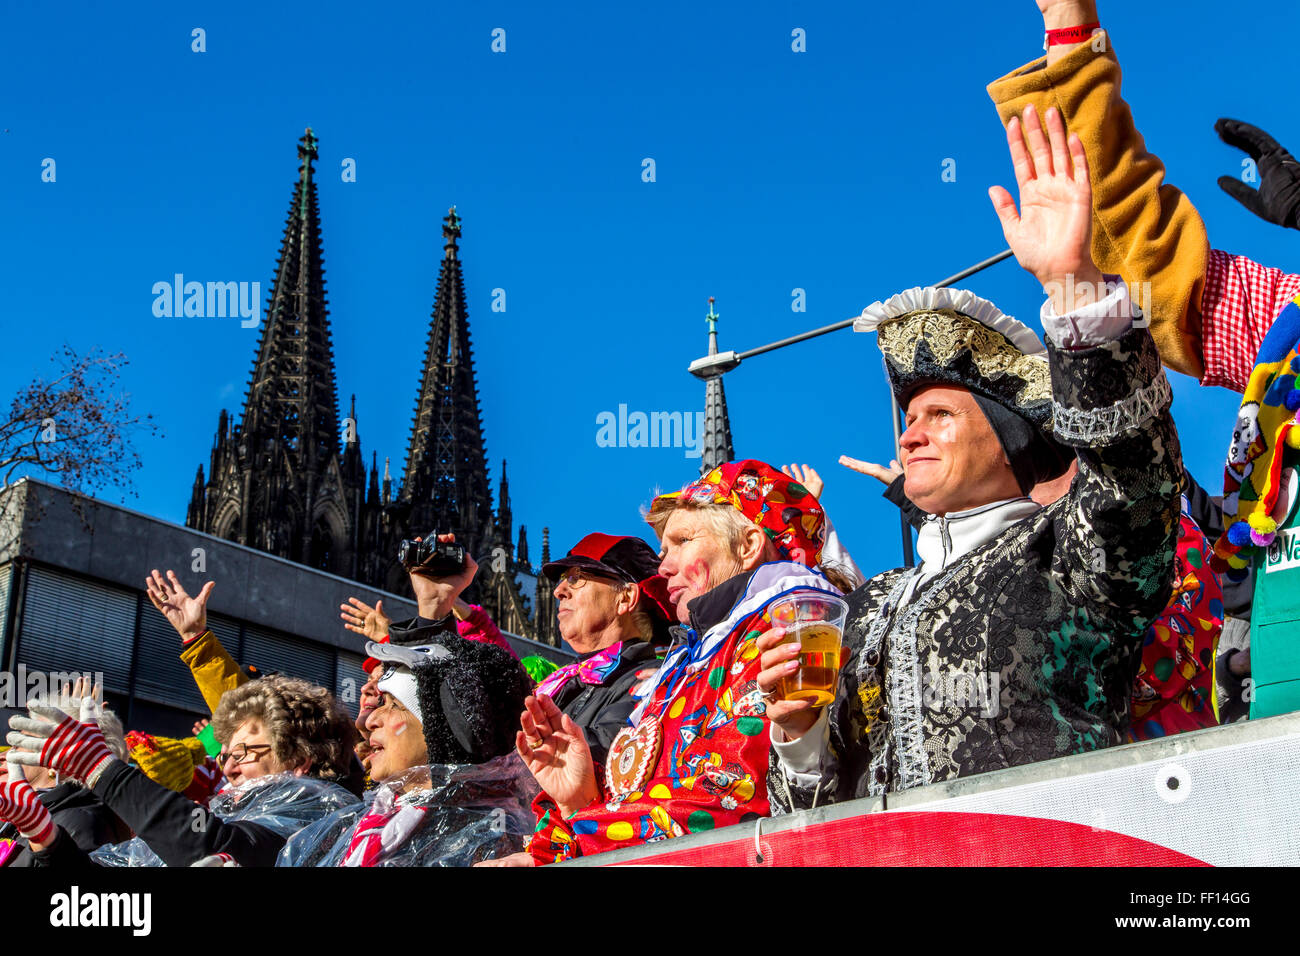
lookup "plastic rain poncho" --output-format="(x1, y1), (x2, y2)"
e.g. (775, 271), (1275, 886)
(277, 753), (538, 867)
(90, 772), (356, 867)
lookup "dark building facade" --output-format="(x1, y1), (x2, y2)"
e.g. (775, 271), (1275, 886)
(185, 130), (558, 646)
(0, 480), (572, 738)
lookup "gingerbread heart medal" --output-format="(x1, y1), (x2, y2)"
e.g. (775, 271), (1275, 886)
(606, 714), (662, 797)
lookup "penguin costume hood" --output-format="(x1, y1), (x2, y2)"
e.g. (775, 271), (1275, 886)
(366, 635), (533, 766)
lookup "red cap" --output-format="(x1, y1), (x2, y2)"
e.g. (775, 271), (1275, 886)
(543, 533), (673, 624)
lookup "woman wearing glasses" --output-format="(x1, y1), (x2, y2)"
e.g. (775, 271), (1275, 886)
(6, 675), (358, 866)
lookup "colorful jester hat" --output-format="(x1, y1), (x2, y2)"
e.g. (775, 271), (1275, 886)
(648, 459), (826, 567)
(1210, 294), (1300, 579)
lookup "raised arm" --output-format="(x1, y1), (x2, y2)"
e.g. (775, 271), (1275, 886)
(991, 104), (1180, 621)
(989, 3), (1300, 392)
(147, 569), (243, 713)
(988, 2), (1209, 380)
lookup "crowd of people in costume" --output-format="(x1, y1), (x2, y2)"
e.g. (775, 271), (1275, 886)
(3, 0), (1300, 866)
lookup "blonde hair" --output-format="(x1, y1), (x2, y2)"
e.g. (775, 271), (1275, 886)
(212, 675), (358, 781)
(646, 501), (762, 555)
(646, 501), (778, 570)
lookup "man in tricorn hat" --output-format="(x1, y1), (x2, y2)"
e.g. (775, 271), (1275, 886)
(764, 105), (1184, 807)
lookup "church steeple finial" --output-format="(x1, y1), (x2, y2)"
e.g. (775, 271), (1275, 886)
(706, 296), (720, 356)
(442, 206), (462, 261)
(700, 296), (735, 474)
(297, 128), (318, 216)
(298, 127), (318, 169)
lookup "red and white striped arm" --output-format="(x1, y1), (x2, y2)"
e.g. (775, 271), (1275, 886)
(0, 755), (55, 844)
(6, 704), (116, 786)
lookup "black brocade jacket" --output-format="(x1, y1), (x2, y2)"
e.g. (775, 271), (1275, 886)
(769, 324), (1182, 810)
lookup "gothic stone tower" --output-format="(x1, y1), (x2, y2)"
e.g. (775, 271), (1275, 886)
(187, 139), (554, 644)
(187, 129), (364, 574)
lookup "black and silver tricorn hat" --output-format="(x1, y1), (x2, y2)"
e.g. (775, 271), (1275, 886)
(854, 286), (1054, 431)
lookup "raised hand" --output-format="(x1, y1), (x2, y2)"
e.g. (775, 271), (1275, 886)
(407, 534), (479, 621)
(7, 703), (117, 786)
(1216, 118), (1300, 231)
(839, 456), (903, 487)
(989, 105), (1102, 313)
(781, 464), (824, 500)
(340, 597), (391, 642)
(755, 628), (821, 740)
(0, 753), (56, 846)
(57, 676), (103, 722)
(145, 569), (215, 643)
(515, 694), (599, 818)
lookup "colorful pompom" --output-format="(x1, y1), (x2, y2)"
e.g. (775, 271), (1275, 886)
(1226, 566), (1251, 583)
(1248, 513), (1278, 534)
(1227, 554), (1250, 570)
(1285, 388), (1300, 412)
(1226, 521), (1254, 547)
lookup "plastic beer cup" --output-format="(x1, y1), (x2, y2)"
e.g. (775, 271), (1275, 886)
(769, 592), (849, 707)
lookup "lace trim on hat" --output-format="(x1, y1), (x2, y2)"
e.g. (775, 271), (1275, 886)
(855, 286), (1048, 358)
(1053, 372), (1172, 443)
(877, 311), (1052, 407)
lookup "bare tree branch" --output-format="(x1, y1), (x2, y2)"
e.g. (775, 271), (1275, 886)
(0, 345), (162, 505)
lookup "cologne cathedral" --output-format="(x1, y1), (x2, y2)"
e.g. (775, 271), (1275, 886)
(185, 129), (557, 646)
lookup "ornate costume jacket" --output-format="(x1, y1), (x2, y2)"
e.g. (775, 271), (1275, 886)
(770, 324), (1182, 809)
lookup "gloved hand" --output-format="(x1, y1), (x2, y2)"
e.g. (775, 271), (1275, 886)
(0, 752), (56, 844)
(6, 703), (117, 787)
(1216, 118), (1300, 231)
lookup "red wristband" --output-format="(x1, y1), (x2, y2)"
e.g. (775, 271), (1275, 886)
(1045, 22), (1101, 47)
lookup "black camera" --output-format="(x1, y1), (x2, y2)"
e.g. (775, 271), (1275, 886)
(397, 532), (466, 575)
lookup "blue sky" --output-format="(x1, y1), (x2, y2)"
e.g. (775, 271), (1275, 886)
(2, 1), (1296, 583)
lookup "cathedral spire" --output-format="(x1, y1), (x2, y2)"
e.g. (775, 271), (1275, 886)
(187, 127), (347, 569)
(400, 207), (493, 556)
(495, 459), (512, 553)
(701, 297), (736, 473)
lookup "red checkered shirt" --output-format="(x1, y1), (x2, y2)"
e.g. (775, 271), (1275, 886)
(1202, 249), (1300, 392)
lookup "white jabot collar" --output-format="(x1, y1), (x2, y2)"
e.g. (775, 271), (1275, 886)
(914, 497), (1041, 581)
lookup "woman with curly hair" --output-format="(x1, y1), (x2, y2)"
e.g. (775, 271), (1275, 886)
(5, 675), (359, 867)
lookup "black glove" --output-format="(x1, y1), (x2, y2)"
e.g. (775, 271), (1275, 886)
(1216, 118), (1300, 231)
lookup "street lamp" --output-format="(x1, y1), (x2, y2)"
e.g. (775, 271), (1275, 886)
(688, 248), (1015, 566)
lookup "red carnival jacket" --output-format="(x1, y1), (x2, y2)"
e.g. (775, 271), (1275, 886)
(528, 562), (840, 864)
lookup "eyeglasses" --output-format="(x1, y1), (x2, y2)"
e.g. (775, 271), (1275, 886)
(553, 568), (622, 591)
(218, 743), (273, 765)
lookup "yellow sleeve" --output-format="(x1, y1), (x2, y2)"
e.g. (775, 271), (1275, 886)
(178, 630), (246, 714)
(986, 31), (1209, 381)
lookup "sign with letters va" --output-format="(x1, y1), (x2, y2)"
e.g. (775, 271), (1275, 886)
(1264, 526), (1300, 573)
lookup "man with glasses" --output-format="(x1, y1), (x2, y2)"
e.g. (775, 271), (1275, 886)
(535, 534), (674, 765)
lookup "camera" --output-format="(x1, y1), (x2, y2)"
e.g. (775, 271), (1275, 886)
(397, 532), (466, 575)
